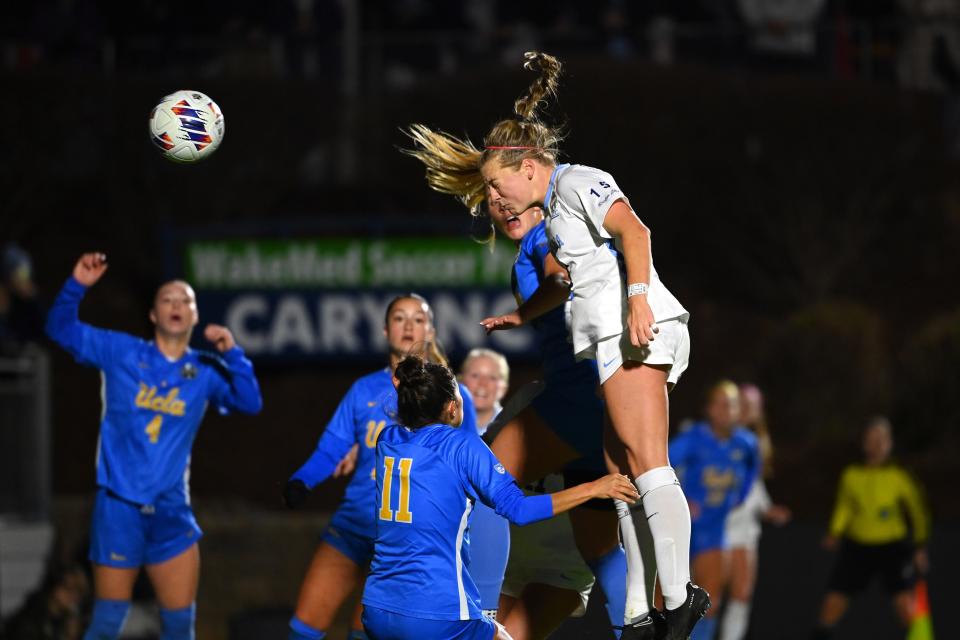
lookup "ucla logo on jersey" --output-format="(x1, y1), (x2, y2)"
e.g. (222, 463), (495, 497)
(135, 383), (186, 417)
(494, 463), (506, 475)
(730, 449), (744, 461)
(181, 363), (197, 379)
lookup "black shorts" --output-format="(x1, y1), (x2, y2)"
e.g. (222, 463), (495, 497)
(827, 539), (916, 595)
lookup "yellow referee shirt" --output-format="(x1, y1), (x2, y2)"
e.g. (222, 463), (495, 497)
(828, 464), (929, 546)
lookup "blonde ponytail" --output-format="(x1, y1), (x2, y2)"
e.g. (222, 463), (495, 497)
(402, 52), (565, 216)
(513, 51), (563, 121)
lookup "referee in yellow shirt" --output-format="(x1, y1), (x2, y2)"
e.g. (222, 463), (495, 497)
(812, 416), (930, 639)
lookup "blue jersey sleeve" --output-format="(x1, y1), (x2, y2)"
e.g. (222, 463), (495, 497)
(45, 277), (134, 367)
(291, 381), (363, 488)
(454, 432), (553, 526)
(528, 225), (552, 265)
(459, 383), (478, 436)
(205, 347), (263, 415)
(668, 430), (696, 485)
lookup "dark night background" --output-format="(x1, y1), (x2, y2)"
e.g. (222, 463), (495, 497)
(1, 1), (959, 639)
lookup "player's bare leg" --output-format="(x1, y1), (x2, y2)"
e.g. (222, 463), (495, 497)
(498, 584), (582, 640)
(91, 565), (139, 602)
(691, 549), (727, 619)
(892, 590), (913, 627)
(145, 543), (200, 609)
(145, 543), (201, 639)
(490, 408), (580, 485)
(604, 363), (708, 639)
(817, 591), (849, 628)
(293, 542), (363, 631)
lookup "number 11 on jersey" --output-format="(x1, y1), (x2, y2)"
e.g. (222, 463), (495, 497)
(379, 456), (414, 523)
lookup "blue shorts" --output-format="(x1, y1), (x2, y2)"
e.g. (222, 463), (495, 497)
(690, 520), (725, 558)
(90, 487), (202, 568)
(362, 606), (496, 640)
(323, 515), (374, 567)
(532, 367), (606, 473)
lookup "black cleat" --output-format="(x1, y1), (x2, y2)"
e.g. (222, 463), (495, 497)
(664, 582), (711, 640)
(620, 609), (668, 640)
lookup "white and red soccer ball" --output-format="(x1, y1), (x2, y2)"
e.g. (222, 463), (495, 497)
(149, 90), (225, 163)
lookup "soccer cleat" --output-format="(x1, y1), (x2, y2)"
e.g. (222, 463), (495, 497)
(664, 582), (711, 640)
(620, 609), (668, 640)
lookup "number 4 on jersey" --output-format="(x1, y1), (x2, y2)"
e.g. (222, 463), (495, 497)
(379, 456), (414, 523)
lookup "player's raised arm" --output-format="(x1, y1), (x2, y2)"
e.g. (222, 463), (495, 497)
(45, 252), (127, 367)
(458, 433), (638, 526)
(283, 383), (361, 508)
(204, 324), (263, 416)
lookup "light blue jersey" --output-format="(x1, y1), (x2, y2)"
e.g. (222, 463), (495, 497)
(45, 277), (263, 506)
(293, 369), (478, 540)
(363, 423), (552, 621)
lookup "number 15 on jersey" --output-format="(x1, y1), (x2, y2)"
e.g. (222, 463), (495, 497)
(379, 456), (414, 524)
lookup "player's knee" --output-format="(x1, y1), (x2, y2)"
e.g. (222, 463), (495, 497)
(83, 599), (130, 640)
(159, 603), (195, 640)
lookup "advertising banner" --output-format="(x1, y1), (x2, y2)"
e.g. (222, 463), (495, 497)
(184, 237), (538, 363)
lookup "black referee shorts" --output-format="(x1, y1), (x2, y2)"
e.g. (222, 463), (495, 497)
(827, 539), (916, 596)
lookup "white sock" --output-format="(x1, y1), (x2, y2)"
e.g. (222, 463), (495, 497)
(719, 599), (750, 640)
(615, 499), (650, 623)
(635, 466), (691, 610)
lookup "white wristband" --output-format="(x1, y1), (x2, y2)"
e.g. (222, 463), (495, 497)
(627, 282), (649, 297)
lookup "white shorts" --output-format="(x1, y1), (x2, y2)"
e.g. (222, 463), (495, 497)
(593, 317), (690, 385)
(500, 477), (595, 617)
(724, 479), (770, 550)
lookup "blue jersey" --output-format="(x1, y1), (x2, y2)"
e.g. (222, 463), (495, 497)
(669, 422), (760, 530)
(363, 423), (552, 621)
(514, 222), (596, 383)
(45, 277), (263, 506)
(292, 369), (478, 537)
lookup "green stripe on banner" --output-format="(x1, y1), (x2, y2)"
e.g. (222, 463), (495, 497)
(185, 238), (518, 289)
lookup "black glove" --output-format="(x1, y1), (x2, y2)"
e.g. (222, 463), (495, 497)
(283, 478), (309, 509)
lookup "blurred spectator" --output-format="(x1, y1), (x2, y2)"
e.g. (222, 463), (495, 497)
(0, 243), (44, 355)
(738, 0), (827, 59)
(897, 0), (960, 91)
(812, 416), (930, 639)
(2, 563), (90, 640)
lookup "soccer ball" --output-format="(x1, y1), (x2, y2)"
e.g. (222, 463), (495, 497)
(149, 90), (225, 163)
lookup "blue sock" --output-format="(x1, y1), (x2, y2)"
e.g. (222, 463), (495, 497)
(289, 616), (326, 640)
(690, 615), (717, 640)
(588, 545), (628, 638)
(159, 603), (196, 640)
(83, 599), (130, 640)
(468, 502), (510, 612)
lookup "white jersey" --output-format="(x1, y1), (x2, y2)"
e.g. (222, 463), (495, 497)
(543, 164), (688, 358)
(724, 477), (772, 549)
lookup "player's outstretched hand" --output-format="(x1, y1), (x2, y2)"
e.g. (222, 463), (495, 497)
(333, 444), (360, 478)
(204, 324), (236, 352)
(764, 503), (792, 526)
(480, 311), (523, 334)
(283, 479), (309, 509)
(73, 253), (108, 287)
(591, 473), (640, 504)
